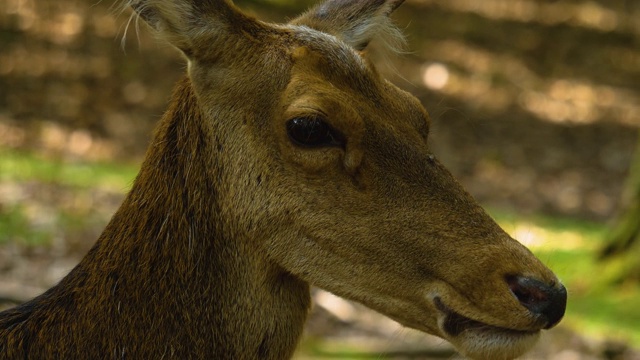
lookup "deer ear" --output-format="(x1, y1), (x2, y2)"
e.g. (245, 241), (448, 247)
(126, 0), (257, 57)
(291, 0), (405, 51)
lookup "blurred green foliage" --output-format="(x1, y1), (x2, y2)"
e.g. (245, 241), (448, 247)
(0, 149), (137, 191)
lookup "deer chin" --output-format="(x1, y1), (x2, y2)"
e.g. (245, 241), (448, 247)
(432, 297), (540, 360)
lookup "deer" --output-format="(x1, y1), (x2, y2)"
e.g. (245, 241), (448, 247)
(0, 0), (567, 359)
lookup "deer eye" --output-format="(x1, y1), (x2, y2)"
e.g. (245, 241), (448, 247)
(286, 117), (344, 148)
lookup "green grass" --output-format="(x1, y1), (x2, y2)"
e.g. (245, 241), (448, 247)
(0, 148), (138, 192)
(0, 205), (51, 246)
(0, 148), (138, 246)
(490, 209), (640, 347)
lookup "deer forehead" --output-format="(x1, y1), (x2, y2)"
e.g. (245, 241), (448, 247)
(286, 24), (370, 71)
(278, 24), (430, 137)
(281, 24), (376, 95)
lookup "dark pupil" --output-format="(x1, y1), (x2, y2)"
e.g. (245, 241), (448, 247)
(287, 117), (337, 147)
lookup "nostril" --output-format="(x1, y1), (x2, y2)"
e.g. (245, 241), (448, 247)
(509, 278), (549, 306)
(506, 275), (567, 329)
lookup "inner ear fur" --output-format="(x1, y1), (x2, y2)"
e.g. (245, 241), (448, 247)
(291, 0), (406, 51)
(125, 0), (265, 57)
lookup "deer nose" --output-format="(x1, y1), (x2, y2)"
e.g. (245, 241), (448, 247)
(507, 276), (567, 329)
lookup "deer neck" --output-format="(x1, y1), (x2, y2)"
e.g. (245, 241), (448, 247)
(59, 77), (310, 358)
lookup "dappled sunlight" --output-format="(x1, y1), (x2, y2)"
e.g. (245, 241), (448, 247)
(412, 0), (636, 33)
(0, 47), (112, 78)
(314, 290), (357, 323)
(520, 79), (640, 126)
(3, 0), (37, 31)
(421, 62), (449, 90)
(4, 1), (84, 44)
(0, 0), (181, 160)
(509, 222), (592, 251)
(421, 60), (513, 113)
(0, 118), (117, 161)
(415, 40), (640, 127)
(472, 158), (615, 217)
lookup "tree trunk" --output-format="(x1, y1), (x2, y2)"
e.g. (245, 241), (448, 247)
(600, 132), (640, 279)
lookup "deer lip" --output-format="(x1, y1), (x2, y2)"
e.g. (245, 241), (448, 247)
(433, 297), (538, 338)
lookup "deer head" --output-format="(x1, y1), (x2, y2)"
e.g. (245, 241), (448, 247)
(124, 0), (567, 358)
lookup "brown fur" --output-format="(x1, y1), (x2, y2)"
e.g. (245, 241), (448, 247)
(0, 1), (564, 359)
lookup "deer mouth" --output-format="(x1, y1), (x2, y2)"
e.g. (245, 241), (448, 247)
(433, 297), (538, 338)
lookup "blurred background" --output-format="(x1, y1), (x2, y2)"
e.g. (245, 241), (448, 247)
(1, 0), (639, 358)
